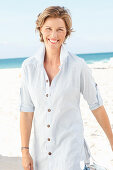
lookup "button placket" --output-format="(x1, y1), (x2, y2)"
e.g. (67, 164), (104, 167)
(46, 79), (52, 123)
(44, 69), (57, 156)
(45, 76), (53, 155)
(46, 137), (56, 155)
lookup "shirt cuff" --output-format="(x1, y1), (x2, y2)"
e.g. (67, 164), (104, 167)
(89, 102), (103, 111)
(20, 105), (35, 112)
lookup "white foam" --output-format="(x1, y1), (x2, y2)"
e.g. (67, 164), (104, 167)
(88, 57), (113, 69)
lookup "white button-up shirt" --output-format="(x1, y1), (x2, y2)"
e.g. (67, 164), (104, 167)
(20, 43), (103, 170)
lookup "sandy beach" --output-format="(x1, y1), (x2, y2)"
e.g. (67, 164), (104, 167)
(0, 155), (23, 170)
(0, 65), (113, 169)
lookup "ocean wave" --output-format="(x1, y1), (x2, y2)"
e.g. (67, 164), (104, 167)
(88, 57), (113, 69)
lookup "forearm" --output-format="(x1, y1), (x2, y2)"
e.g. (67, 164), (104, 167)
(92, 106), (113, 145)
(20, 112), (34, 152)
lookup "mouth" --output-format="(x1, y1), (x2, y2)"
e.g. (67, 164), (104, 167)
(48, 39), (59, 44)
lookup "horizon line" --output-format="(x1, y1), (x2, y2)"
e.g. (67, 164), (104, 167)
(0, 51), (113, 59)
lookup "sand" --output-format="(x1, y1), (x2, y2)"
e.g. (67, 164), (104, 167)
(0, 66), (113, 170)
(0, 155), (23, 170)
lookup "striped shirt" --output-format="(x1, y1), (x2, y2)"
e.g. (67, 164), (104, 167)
(20, 43), (103, 170)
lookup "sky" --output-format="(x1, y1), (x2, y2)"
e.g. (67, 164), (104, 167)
(0, 0), (113, 58)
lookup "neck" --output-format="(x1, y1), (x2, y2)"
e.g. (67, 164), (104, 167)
(44, 46), (61, 66)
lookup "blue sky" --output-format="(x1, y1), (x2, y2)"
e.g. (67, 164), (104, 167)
(0, 0), (113, 58)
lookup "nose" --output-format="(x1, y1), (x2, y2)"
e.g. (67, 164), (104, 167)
(51, 30), (57, 39)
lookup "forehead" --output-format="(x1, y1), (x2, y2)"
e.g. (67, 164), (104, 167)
(43, 17), (66, 27)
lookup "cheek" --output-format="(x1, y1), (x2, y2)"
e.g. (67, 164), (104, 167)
(59, 33), (66, 40)
(42, 30), (50, 38)
(59, 30), (66, 37)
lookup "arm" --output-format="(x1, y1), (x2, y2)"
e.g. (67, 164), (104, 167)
(80, 59), (113, 151)
(20, 112), (34, 170)
(20, 63), (35, 169)
(92, 105), (113, 151)
(20, 62), (35, 153)
(20, 111), (34, 154)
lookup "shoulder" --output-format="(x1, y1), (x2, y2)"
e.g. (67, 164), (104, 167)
(22, 55), (38, 69)
(22, 43), (45, 70)
(67, 51), (86, 67)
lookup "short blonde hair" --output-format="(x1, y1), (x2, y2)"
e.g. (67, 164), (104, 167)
(35, 6), (74, 43)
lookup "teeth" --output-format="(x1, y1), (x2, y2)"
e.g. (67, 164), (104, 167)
(49, 39), (57, 43)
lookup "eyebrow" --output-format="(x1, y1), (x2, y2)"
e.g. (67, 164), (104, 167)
(45, 26), (65, 29)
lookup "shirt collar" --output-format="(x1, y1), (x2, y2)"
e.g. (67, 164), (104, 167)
(35, 43), (69, 68)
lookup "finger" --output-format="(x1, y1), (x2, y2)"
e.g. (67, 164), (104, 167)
(24, 164), (31, 170)
(28, 164), (31, 170)
(30, 163), (34, 170)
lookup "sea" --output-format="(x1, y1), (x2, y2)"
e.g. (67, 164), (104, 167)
(0, 52), (113, 69)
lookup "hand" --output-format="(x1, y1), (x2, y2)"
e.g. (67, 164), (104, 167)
(22, 151), (34, 170)
(110, 143), (113, 152)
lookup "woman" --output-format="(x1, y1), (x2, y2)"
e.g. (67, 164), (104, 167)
(20, 6), (113, 170)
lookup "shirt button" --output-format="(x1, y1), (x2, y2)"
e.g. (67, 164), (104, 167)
(47, 124), (50, 128)
(48, 109), (51, 112)
(46, 94), (48, 97)
(48, 138), (50, 141)
(48, 152), (52, 155)
(46, 80), (48, 83)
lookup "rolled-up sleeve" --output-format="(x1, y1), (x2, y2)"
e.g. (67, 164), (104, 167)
(20, 63), (35, 112)
(80, 59), (103, 111)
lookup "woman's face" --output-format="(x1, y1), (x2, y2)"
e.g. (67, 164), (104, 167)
(40, 17), (67, 50)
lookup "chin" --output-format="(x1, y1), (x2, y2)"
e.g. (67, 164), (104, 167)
(46, 42), (62, 49)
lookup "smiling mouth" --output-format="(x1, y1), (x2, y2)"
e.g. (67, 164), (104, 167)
(48, 39), (59, 44)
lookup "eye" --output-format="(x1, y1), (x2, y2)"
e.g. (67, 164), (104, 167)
(46, 28), (51, 30)
(58, 29), (63, 31)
